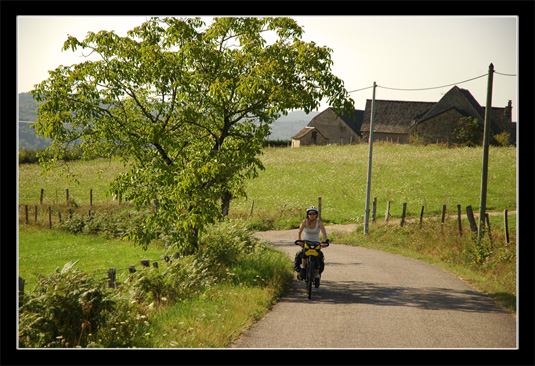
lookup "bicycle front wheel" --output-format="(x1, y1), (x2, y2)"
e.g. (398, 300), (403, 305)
(306, 261), (313, 299)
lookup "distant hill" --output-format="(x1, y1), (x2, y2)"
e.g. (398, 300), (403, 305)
(266, 110), (319, 140)
(17, 93), (319, 150)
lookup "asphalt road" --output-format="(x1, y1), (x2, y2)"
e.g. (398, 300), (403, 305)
(230, 227), (517, 349)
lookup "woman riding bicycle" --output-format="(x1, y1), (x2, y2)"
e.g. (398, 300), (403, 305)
(295, 206), (329, 285)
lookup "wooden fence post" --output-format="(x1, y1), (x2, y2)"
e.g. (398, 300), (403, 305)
(25, 205), (29, 224)
(419, 206), (425, 229)
(128, 265), (136, 274)
(249, 200), (255, 217)
(141, 259), (150, 268)
(58, 211), (62, 223)
(318, 197), (322, 220)
(152, 262), (159, 269)
(400, 203), (407, 227)
(372, 198), (377, 223)
(48, 206), (52, 229)
(40, 188), (44, 205)
(107, 268), (117, 289)
(504, 209), (510, 244)
(466, 205), (478, 234)
(385, 201), (391, 223)
(485, 213), (493, 249)
(441, 204), (446, 232)
(35, 206), (38, 223)
(90, 189), (93, 207)
(66, 189), (69, 204)
(457, 204), (463, 236)
(19, 276), (25, 296)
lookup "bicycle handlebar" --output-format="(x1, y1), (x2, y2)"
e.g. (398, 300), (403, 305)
(295, 240), (330, 247)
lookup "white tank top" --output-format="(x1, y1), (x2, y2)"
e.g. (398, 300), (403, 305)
(303, 219), (321, 242)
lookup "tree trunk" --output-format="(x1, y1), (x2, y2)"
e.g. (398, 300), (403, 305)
(221, 190), (232, 217)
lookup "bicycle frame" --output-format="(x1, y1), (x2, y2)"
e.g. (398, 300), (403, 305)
(295, 240), (324, 299)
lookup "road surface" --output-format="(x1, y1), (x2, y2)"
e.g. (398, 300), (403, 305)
(230, 227), (517, 349)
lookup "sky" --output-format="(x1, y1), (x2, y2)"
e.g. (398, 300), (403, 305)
(17, 15), (518, 122)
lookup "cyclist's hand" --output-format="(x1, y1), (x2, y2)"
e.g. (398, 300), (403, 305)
(295, 240), (304, 247)
(321, 240), (330, 248)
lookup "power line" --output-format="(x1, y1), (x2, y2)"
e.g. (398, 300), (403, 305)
(347, 70), (516, 94)
(495, 71), (517, 76)
(347, 85), (374, 94)
(378, 73), (487, 91)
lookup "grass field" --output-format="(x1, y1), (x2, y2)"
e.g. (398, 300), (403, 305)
(230, 144), (516, 229)
(18, 143), (517, 346)
(18, 225), (165, 292)
(19, 144), (516, 229)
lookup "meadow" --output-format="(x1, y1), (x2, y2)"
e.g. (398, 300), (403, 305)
(19, 144), (517, 229)
(18, 143), (517, 346)
(230, 144), (516, 229)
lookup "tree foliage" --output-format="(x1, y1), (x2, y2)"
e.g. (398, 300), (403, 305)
(31, 17), (355, 252)
(451, 116), (482, 147)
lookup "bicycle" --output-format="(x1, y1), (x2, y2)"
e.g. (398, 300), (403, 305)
(295, 239), (330, 299)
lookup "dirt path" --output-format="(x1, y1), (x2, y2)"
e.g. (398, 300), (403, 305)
(229, 224), (517, 349)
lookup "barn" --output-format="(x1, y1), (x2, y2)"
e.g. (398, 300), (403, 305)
(360, 100), (435, 144)
(291, 107), (363, 147)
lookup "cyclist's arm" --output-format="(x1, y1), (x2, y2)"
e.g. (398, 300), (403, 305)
(319, 220), (328, 243)
(297, 220), (306, 241)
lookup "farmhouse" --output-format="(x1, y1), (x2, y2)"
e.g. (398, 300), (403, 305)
(291, 107), (364, 147)
(360, 100), (435, 144)
(292, 86), (515, 146)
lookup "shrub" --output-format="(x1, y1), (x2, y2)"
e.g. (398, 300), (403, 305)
(451, 117), (481, 147)
(18, 261), (149, 348)
(492, 131), (511, 147)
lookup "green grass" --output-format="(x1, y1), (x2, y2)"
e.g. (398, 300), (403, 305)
(18, 144), (516, 229)
(18, 157), (124, 207)
(18, 225), (166, 292)
(229, 144), (516, 228)
(144, 278), (288, 348)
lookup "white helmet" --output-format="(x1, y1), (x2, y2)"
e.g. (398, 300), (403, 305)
(306, 206), (319, 215)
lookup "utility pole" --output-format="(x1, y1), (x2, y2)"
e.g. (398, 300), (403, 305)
(364, 82), (377, 236)
(478, 63), (494, 237)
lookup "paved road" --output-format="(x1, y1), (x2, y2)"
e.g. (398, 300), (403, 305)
(230, 227), (517, 349)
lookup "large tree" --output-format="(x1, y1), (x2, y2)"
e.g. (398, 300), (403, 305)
(31, 17), (355, 252)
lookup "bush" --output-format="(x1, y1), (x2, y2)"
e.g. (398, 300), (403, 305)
(18, 261), (150, 348)
(492, 131), (511, 147)
(451, 117), (481, 147)
(59, 209), (152, 239)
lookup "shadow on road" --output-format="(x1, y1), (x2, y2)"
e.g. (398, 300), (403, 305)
(284, 279), (508, 314)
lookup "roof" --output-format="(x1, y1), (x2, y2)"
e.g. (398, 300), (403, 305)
(417, 86), (485, 124)
(291, 126), (328, 140)
(361, 100), (435, 134)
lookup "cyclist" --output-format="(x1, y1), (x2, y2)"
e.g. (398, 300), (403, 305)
(295, 206), (329, 285)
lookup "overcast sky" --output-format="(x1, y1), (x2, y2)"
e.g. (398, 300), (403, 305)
(17, 15), (518, 122)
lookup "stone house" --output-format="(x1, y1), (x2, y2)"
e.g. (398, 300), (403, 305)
(412, 86), (509, 144)
(360, 100), (435, 144)
(290, 126), (329, 147)
(291, 107), (364, 147)
(293, 86), (514, 147)
(362, 86), (514, 145)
